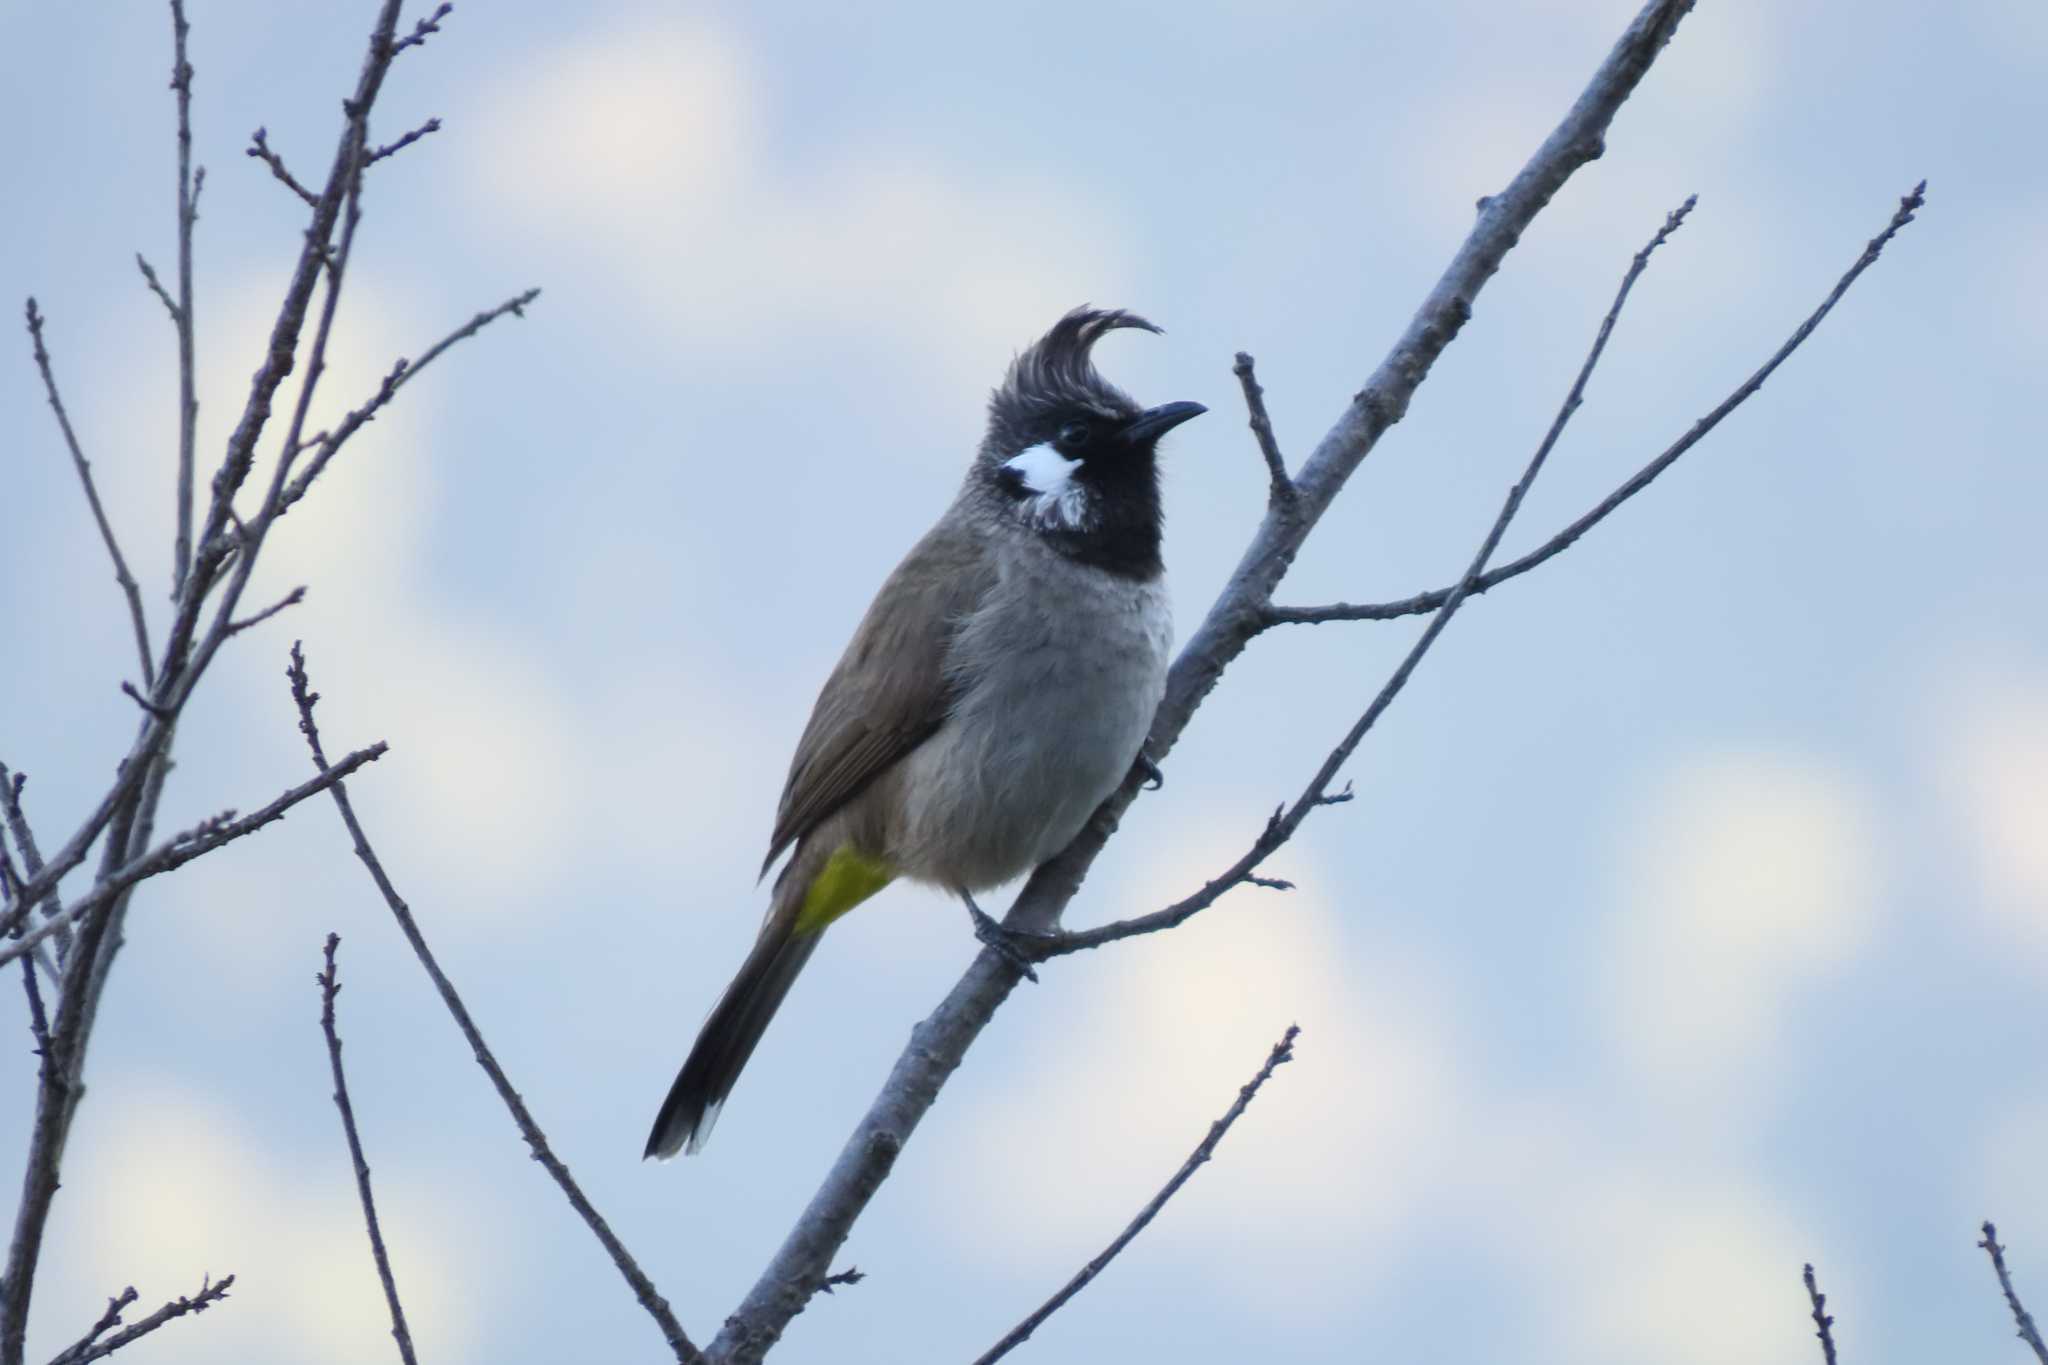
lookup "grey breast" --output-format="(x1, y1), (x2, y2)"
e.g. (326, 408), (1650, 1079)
(892, 533), (1171, 892)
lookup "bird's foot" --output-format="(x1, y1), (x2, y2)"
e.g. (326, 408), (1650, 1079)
(962, 891), (1048, 983)
(1135, 752), (1164, 791)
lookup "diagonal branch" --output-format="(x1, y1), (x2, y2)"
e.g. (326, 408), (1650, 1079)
(1043, 194), (1698, 958)
(0, 767), (70, 962)
(245, 127), (317, 206)
(1980, 1222), (2048, 1365)
(1803, 1262), (1840, 1365)
(23, 301), (154, 687)
(0, 743), (387, 967)
(972, 1025), (1300, 1365)
(365, 117), (441, 166)
(287, 644), (701, 1364)
(1266, 181), (1926, 633)
(709, 5), (1705, 1358)
(44, 1274), (234, 1365)
(277, 288), (542, 518)
(317, 934), (418, 1365)
(1232, 353), (1295, 511)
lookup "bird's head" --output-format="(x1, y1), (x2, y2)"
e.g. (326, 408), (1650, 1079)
(977, 306), (1205, 580)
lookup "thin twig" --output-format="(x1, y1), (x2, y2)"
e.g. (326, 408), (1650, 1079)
(24, 300), (155, 686)
(45, 1287), (136, 1365)
(225, 586), (306, 638)
(0, 744), (387, 966)
(710, 8), (1706, 1354)
(45, 1274), (234, 1365)
(389, 2), (452, 56)
(1232, 353), (1294, 509)
(973, 1025), (1300, 1365)
(277, 288), (542, 517)
(1803, 1263), (1839, 1365)
(0, 855), (53, 1056)
(0, 766), (70, 963)
(1265, 183), (1925, 633)
(245, 127), (318, 206)
(1039, 195), (1696, 959)
(1980, 1222), (2048, 1365)
(366, 117), (441, 166)
(134, 256), (179, 323)
(287, 644), (700, 1364)
(168, 0), (199, 598)
(317, 935), (419, 1365)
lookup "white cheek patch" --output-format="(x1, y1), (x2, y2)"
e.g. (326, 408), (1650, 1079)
(1003, 442), (1092, 529)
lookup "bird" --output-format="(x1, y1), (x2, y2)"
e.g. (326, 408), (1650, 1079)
(645, 306), (1205, 1159)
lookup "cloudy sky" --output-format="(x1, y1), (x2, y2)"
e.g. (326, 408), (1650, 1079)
(2, 1), (2044, 1362)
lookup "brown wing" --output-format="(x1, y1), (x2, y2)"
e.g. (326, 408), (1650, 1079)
(761, 516), (993, 876)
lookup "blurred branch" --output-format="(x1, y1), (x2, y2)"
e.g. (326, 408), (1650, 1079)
(973, 1025), (1300, 1365)
(277, 288), (542, 518)
(287, 644), (701, 1365)
(1980, 1222), (2048, 1365)
(0, 767), (70, 963)
(23, 301), (154, 687)
(1232, 353), (1295, 511)
(44, 1273), (234, 1365)
(389, 2), (452, 57)
(0, 743), (388, 968)
(1803, 1262), (1839, 1365)
(1040, 193), (1694, 956)
(711, 4), (1706, 1357)
(317, 935), (418, 1365)
(1264, 181), (1927, 633)
(245, 127), (317, 206)
(366, 117), (441, 166)
(168, 0), (200, 597)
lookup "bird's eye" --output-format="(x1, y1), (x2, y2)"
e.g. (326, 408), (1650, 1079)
(1056, 420), (1091, 450)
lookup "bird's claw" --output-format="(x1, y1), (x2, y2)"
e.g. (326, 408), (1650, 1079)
(962, 892), (1047, 983)
(1135, 753), (1164, 791)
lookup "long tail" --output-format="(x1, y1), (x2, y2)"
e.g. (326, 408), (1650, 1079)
(644, 918), (821, 1159)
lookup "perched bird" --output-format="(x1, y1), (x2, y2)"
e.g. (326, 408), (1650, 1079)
(645, 306), (1205, 1159)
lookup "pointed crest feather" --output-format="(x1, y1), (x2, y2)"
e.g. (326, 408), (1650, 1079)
(993, 305), (1160, 419)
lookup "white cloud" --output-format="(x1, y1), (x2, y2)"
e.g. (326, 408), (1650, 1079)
(1935, 659), (2048, 958)
(46, 1078), (478, 1365)
(464, 17), (1132, 384)
(1602, 750), (1881, 1118)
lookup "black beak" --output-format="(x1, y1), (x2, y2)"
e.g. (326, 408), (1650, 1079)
(1119, 400), (1207, 448)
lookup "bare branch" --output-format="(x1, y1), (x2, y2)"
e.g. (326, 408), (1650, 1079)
(1980, 1222), (2048, 1365)
(1232, 353), (1294, 509)
(168, 0), (200, 597)
(287, 644), (700, 1364)
(710, 8), (1705, 1353)
(0, 766), (70, 962)
(225, 586), (306, 638)
(366, 117), (441, 166)
(973, 1025), (1300, 1365)
(388, 2), (452, 56)
(317, 935), (418, 1365)
(277, 288), (542, 517)
(0, 852), (53, 1056)
(244, 127), (317, 206)
(45, 1286), (136, 1365)
(0, 743), (388, 968)
(45, 1273), (234, 1365)
(1803, 1263), (1840, 1365)
(1266, 182), (1926, 633)
(23, 300), (155, 687)
(133, 256), (178, 324)
(118, 683), (172, 721)
(1039, 195), (1696, 960)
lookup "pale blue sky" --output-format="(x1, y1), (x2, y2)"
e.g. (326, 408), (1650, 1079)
(3, 2), (2045, 1362)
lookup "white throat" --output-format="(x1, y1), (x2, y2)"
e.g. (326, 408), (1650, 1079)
(1003, 443), (1092, 530)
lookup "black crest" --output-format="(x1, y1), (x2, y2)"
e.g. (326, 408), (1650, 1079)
(988, 306), (1158, 432)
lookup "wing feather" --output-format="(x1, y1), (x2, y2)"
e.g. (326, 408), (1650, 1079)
(761, 517), (992, 875)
